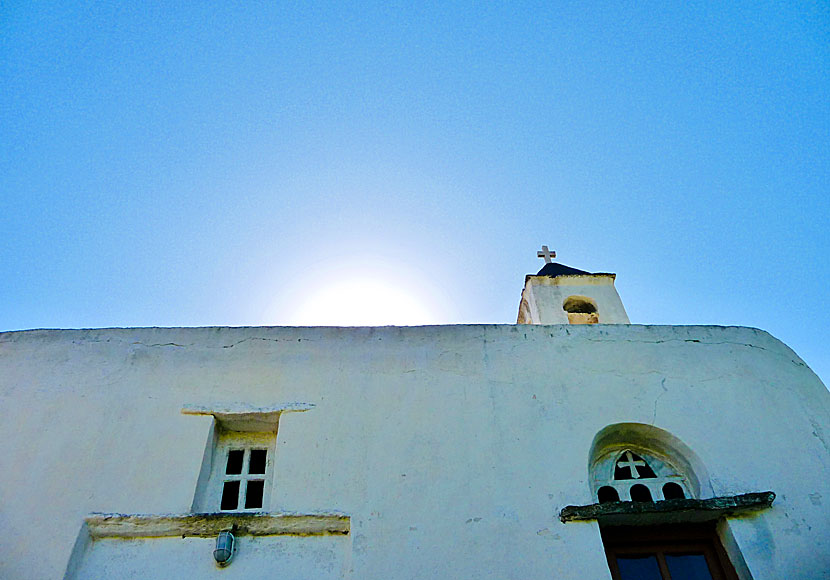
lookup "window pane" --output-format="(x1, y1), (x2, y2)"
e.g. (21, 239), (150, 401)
(245, 480), (265, 509)
(616, 555), (662, 580)
(220, 481), (240, 510)
(226, 449), (244, 475)
(249, 449), (267, 474)
(666, 554), (714, 580)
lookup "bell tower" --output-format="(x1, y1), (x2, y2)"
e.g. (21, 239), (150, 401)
(517, 246), (630, 325)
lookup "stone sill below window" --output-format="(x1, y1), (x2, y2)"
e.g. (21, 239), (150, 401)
(85, 512), (350, 539)
(559, 491), (775, 525)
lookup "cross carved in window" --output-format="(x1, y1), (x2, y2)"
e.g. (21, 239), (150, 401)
(594, 449), (690, 504)
(614, 451), (657, 480)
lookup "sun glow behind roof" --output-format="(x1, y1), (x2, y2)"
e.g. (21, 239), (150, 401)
(287, 278), (441, 326)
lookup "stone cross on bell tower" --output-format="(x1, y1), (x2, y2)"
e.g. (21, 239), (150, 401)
(537, 245), (556, 264)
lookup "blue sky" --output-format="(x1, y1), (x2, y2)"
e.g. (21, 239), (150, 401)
(1, 2), (828, 385)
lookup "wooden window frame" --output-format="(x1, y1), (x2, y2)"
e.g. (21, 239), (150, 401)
(602, 523), (739, 580)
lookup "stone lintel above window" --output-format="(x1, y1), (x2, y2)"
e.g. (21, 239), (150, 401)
(86, 512), (350, 539)
(559, 491), (775, 525)
(181, 402), (315, 432)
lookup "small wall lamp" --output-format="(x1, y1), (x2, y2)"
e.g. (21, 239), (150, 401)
(213, 531), (235, 566)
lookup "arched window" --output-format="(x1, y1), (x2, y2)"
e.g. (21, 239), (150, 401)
(580, 424), (743, 580)
(592, 447), (693, 503)
(597, 486), (620, 504)
(663, 482), (686, 500)
(562, 295), (598, 324)
(588, 423), (711, 504)
(629, 484), (653, 502)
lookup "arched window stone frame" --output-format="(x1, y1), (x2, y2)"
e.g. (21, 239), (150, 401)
(562, 422), (773, 580)
(588, 423), (714, 503)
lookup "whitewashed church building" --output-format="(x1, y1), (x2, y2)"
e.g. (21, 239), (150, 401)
(1, 250), (828, 579)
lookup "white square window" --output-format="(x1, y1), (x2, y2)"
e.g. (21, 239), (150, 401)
(183, 403), (313, 514)
(209, 431), (275, 512)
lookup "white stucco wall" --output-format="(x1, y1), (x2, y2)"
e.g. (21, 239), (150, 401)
(0, 324), (828, 579)
(73, 535), (348, 580)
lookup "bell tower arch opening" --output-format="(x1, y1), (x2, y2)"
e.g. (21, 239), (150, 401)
(563, 295), (598, 324)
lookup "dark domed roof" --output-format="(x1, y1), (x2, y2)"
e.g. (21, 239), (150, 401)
(536, 262), (593, 277)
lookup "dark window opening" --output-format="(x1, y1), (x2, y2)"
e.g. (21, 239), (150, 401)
(563, 296), (598, 314)
(245, 480), (265, 509)
(562, 296), (599, 324)
(598, 486), (621, 504)
(663, 482), (685, 500)
(226, 449), (244, 475)
(249, 449), (267, 474)
(220, 481), (240, 510)
(630, 484), (653, 502)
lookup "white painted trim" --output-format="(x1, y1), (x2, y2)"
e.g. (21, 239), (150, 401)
(85, 512), (350, 539)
